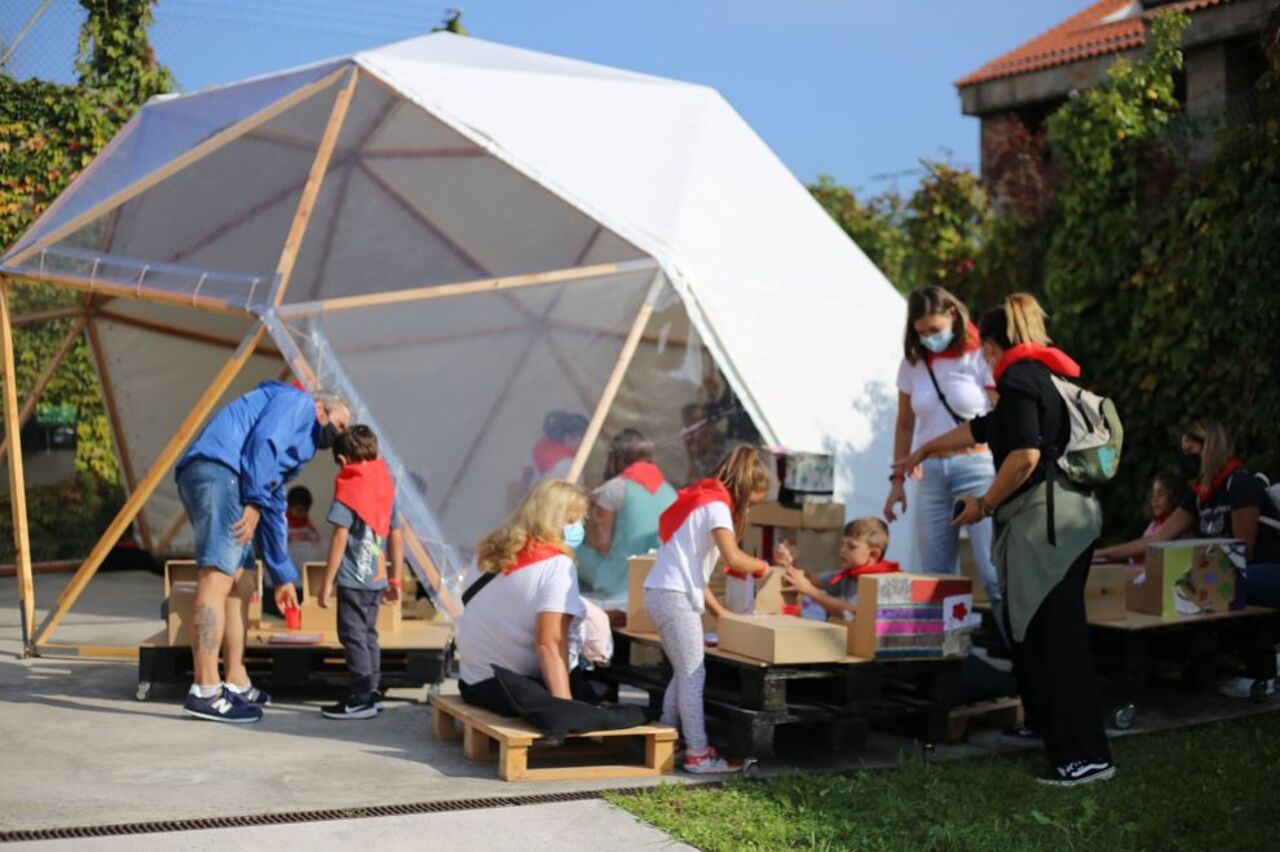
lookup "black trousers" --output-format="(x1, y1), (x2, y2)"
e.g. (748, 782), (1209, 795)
(1008, 544), (1112, 768)
(459, 668), (600, 717)
(337, 586), (382, 701)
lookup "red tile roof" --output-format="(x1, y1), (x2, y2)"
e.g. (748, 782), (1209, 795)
(956, 0), (1229, 88)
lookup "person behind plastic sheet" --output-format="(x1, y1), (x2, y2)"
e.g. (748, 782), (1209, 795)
(644, 445), (776, 774)
(576, 429), (677, 617)
(884, 286), (1003, 632)
(897, 294), (1115, 788)
(681, 402), (728, 483)
(1096, 418), (1280, 697)
(316, 426), (403, 720)
(260, 485), (326, 617)
(175, 382), (349, 724)
(525, 411), (588, 486)
(778, 518), (899, 619)
(454, 480), (591, 715)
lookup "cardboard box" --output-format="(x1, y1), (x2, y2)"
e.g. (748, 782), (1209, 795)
(300, 562), (402, 634)
(718, 614), (847, 664)
(1085, 563), (1130, 622)
(852, 573), (975, 659)
(747, 501), (845, 531)
(745, 525), (842, 571)
(1129, 539), (1246, 618)
(164, 560), (262, 643)
(957, 532), (988, 605)
(628, 554), (718, 633)
(723, 568), (786, 615)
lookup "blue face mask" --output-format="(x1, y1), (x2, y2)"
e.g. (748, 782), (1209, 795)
(562, 520), (586, 550)
(920, 328), (954, 354)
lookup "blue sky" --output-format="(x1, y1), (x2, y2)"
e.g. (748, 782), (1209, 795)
(4, 0), (1089, 193)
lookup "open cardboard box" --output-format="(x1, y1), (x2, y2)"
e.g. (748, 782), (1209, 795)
(1085, 563), (1131, 621)
(1129, 539), (1245, 618)
(300, 562), (402, 634)
(626, 555), (717, 633)
(165, 559), (262, 645)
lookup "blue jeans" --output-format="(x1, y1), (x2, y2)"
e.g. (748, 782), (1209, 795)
(915, 452), (1001, 607)
(1246, 563), (1280, 608)
(176, 460), (255, 576)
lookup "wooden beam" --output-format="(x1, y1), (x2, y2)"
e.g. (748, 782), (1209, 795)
(277, 258), (659, 316)
(0, 315), (86, 464)
(85, 317), (152, 550)
(0, 559), (80, 578)
(36, 643), (139, 660)
(402, 525), (461, 618)
(271, 67), (358, 306)
(0, 287), (36, 654)
(9, 306), (85, 326)
(7, 65), (351, 268)
(34, 324), (268, 648)
(0, 268), (251, 318)
(94, 308), (279, 357)
(566, 272), (665, 483)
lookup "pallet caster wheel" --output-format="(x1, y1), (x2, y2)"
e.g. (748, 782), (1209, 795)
(1112, 704), (1136, 730)
(136, 681), (152, 702)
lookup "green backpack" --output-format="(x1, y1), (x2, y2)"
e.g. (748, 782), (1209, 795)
(1048, 375), (1124, 487)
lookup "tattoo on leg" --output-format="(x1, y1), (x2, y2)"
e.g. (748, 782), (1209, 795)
(194, 602), (220, 653)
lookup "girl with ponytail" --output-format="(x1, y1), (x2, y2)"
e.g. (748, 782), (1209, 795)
(644, 444), (774, 774)
(897, 293), (1115, 788)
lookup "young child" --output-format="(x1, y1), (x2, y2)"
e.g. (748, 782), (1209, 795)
(529, 410), (589, 482)
(779, 518), (899, 620)
(286, 486), (324, 563)
(317, 425), (403, 719)
(644, 445), (774, 774)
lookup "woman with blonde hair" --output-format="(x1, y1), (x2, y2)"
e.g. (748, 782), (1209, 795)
(645, 445), (776, 773)
(885, 286), (1002, 626)
(454, 479), (590, 715)
(898, 293), (1114, 787)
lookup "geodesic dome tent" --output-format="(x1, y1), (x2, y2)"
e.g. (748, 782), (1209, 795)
(0, 33), (907, 649)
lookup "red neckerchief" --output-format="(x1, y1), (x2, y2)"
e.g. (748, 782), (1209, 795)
(619, 461), (666, 495)
(503, 539), (569, 575)
(1152, 512), (1170, 527)
(333, 458), (395, 538)
(532, 437), (575, 475)
(1190, 459), (1245, 502)
(924, 321), (980, 366)
(287, 515), (315, 531)
(827, 560), (900, 589)
(659, 479), (733, 543)
(993, 343), (1082, 382)
(289, 379), (307, 392)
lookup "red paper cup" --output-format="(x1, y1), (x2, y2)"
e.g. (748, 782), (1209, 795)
(780, 604), (802, 617)
(284, 606), (301, 630)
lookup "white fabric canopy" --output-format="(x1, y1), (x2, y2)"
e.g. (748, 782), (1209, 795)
(2, 33), (914, 593)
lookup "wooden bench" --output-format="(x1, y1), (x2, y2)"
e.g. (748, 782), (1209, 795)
(429, 693), (677, 781)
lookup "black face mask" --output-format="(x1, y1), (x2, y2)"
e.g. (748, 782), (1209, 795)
(1180, 452), (1202, 481)
(316, 422), (339, 451)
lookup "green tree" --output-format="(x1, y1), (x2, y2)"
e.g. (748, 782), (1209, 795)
(808, 176), (908, 290)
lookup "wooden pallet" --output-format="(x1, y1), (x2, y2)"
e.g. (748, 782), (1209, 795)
(944, 696), (1022, 744)
(429, 693), (677, 781)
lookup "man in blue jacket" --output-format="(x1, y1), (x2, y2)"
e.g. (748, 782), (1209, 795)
(176, 381), (350, 723)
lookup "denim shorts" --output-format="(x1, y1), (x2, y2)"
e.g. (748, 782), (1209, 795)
(176, 459), (255, 576)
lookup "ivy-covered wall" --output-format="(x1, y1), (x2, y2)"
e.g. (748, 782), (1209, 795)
(813, 10), (1280, 539)
(0, 0), (171, 559)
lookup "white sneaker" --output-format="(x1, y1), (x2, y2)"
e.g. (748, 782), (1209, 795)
(682, 747), (743, 774)
(1218, 676), (1275, 699)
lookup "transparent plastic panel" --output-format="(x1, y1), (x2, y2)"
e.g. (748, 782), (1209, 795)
(265, 268), (656, 607)
(6, 62), (345, 263)
(284, 94), (645, 304)
(577, 287), (763, 491)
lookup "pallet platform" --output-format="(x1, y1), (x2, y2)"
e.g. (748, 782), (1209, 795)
(944, 696), (1022, 744)
(429, 693), (676, 781)
(136, 619), (453, 700)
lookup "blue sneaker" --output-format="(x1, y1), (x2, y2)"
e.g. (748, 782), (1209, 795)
(226, 683), (272, 706)
(183, 690), (263, 724)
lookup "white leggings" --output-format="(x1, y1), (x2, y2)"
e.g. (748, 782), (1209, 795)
(644, 588), (709, 751)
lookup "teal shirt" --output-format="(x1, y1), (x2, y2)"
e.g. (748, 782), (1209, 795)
(578, 477), (677, 606)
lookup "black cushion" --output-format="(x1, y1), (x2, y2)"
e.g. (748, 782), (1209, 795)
(491, 665), (648, 743)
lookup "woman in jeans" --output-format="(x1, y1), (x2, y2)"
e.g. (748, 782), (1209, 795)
(885, 286), (1002, 628)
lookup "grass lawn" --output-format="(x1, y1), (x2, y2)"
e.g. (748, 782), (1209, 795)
(611, 711), (1279, 851)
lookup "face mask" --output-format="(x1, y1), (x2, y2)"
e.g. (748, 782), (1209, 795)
(920, 328), (954, 354)
(562, 520), (586, 550)
(316, 421), (339, 451)
(1180, 452), (1201, 480)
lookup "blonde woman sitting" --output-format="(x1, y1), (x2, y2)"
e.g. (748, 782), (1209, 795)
(454, 480), (592, 715)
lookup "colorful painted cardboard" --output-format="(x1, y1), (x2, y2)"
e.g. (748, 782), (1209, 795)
(851, 573), (975, 659)
(1130, 539), (1246, 618)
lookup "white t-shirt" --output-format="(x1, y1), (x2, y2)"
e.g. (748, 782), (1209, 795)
(643, 502), (735, 613)
(896, 351), (995, 448)
(455, 555), (586, 685)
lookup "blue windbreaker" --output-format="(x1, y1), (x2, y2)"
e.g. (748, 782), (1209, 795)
(176, 381), (320, 586)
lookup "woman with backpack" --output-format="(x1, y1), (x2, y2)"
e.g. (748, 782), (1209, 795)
(896, 293), (1114, 788)
(1096, 418), (1280, 696)
(884, 286), (1003, 626)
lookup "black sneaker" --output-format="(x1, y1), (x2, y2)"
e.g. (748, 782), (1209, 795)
(183, 690), (263, 724)
(322, 697), (378, 720)
(1036, 760), (1116, 788)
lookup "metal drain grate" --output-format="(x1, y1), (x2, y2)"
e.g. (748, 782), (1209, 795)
(0, 783), (724, 843)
